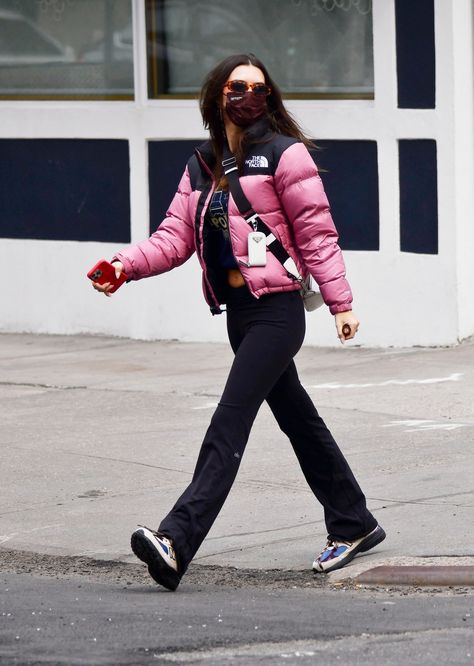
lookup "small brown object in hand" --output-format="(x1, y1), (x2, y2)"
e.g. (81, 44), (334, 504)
(342, 323), (351, 338)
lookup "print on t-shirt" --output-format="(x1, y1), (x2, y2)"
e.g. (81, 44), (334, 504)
(208, 190), (230, 238)
(205, 189), (237, 269)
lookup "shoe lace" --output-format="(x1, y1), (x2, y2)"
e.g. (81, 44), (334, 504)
(319, 537), (352, 557)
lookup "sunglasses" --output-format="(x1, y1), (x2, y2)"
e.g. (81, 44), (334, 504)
(224, 80), (271, 96)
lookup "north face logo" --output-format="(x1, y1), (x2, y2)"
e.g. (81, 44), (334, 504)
(245, 155), (269, 168)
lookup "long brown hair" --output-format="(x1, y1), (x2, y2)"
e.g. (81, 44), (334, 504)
(200, 54), (314, 179)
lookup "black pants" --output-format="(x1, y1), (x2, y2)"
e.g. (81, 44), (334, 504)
(159, 288), (377, 573)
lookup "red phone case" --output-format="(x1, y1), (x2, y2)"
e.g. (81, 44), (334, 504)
(87, 260), (128, 293)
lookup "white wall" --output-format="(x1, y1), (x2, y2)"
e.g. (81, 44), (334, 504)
(0, 0), (473, 347)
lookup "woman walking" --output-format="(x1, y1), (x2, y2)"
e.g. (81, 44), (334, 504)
(92, 53), (385, 591)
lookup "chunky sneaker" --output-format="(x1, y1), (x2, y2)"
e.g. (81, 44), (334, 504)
(313, 524), (386, 573)
(131, 525), (181, 591)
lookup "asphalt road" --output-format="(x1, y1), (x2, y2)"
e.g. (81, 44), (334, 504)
(0, 554), (473, 666)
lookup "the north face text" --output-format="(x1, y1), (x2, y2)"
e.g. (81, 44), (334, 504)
(245, 156), (269, 168)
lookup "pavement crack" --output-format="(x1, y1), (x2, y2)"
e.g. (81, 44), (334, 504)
(0, 339), (134, 363)
(54, 450), (194, 475)
(205, 520), (322, 542)
(0, 380), (87, 390)
(194, 529), (328, 561)
(368, 490), (474, 508)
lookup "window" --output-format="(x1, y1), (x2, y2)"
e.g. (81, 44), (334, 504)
(399, 140), (438, 254)
(0, 139), (131, 242)
(146, 0), (373, 99)
(0, 0), (133, 100)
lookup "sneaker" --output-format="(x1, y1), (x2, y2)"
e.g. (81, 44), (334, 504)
(313, 524), (386, 574)
(131, 525), (181, 591)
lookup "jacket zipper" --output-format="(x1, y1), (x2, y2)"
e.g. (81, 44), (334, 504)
(194, 150), (222, 313)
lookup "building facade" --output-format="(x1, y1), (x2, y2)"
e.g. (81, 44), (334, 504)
(1, 0), (473, 346)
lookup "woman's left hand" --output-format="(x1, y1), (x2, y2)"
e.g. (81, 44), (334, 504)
(335, 311), (360, 343)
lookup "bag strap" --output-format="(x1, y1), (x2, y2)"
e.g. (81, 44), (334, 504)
(222, 144), (302, 282)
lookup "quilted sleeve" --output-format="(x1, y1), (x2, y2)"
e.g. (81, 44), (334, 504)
(274, 142), (353, 314)
(113, 166), (196, 281)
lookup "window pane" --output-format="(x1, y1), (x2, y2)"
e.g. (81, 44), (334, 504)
(146, 0), (373, 98)
(0, 138), (131, 242)
(0, 0), (133, 100)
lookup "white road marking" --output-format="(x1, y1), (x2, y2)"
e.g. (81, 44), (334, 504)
(151, 629), (467, 662)
(193, 373), (464, 410)
(192, 402), (218, 410)
(382, 419), (468, 432)
(309, 373), (463, 390)
(0, 523), (64, 545)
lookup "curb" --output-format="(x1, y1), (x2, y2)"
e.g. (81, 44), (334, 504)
(355, 565), (474, 586)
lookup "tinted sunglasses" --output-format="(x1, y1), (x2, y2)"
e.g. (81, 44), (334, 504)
(224, 80), (271, 96)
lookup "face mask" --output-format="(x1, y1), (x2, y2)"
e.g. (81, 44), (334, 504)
(225, 92), (267, 127)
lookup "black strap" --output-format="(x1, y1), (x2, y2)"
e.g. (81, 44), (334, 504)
(222, 145), (301, 279)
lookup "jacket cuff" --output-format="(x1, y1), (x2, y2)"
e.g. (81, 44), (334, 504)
(111, 253), (135, 280)
(329, 302), (353, 315)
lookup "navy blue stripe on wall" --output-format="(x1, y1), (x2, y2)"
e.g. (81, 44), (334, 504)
(316, 141), (379, 251)
(395, 0), (436, 108)
(0, 139), (130, 242)
(149, 140), (200, 233)
(399, 140), (438, 254)
(149, 139), (379, 252)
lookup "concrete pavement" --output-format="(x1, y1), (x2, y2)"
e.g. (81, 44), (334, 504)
(1, 332), (473, 583)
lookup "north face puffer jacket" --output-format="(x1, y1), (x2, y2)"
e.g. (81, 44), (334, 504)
(114, 130), (353, 315)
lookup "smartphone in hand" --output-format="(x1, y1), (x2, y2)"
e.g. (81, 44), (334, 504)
(87, 259), (127, 293)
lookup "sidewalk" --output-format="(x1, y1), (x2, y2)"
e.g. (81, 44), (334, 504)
(1, 332), (473, 581)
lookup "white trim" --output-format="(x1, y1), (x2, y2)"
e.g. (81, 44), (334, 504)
(372, 0), (397, 115)
(451, 0), (474, 338)
(132, 0), (148, 107)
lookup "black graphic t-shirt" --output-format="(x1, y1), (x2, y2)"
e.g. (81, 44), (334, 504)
(205, 189), (238, 269)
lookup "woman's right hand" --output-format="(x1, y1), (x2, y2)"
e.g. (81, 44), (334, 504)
(92, 261), (124, 297)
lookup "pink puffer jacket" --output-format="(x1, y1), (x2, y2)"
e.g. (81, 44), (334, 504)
(114, 131), (353, 315)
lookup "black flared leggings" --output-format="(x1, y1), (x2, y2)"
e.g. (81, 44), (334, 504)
(159, 288), (377, 573)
